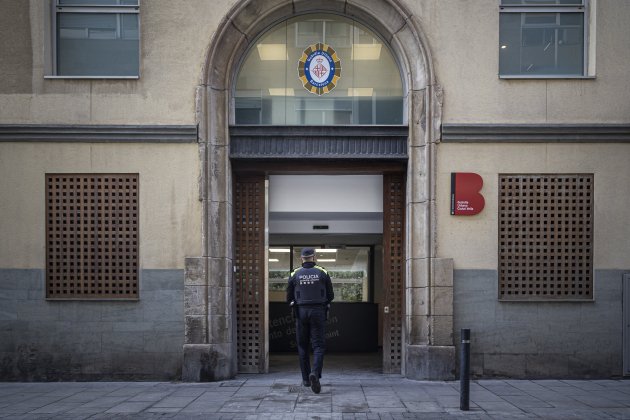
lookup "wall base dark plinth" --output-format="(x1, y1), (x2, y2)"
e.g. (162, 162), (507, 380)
(406, 345), (456, 380)
(182, 344), (235, 382)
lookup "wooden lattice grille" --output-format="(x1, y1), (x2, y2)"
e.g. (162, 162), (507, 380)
(46, 174), (139, 299)
(383, 174), (405, 373)
(234, 176), (266, 373)
(499, 174), (593, 300)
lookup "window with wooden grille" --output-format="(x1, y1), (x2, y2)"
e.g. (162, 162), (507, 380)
(499, 174), (593, 301)
(46, 174), (139, 299)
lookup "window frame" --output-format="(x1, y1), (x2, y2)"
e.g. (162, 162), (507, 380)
(499, 0), (592, 79)
(46, 0), (141, 79)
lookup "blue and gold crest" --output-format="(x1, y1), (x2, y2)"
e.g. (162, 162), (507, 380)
(298, 43), (342, 95)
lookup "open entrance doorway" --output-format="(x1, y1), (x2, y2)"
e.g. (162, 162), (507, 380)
(268, 243), (383, 372)
(267, 175), (384, 373)
(233, 173), (404, 375)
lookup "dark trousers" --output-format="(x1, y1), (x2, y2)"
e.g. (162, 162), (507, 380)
(295, 305), (326, 382)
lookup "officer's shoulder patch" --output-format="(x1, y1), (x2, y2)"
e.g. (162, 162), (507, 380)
(314, 265), (328, 274)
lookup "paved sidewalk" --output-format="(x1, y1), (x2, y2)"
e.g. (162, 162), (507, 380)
(1, 371), (629, 420)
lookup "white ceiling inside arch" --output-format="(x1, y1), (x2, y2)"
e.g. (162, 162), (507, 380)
(269, 175), (383, 234)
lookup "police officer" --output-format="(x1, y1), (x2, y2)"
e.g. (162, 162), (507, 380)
(287, 247), (334, 394)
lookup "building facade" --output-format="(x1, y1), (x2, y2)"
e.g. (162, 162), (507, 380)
(0, 0), (629, 381)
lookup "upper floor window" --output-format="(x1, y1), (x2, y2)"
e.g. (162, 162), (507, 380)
(234, 14), (404, 125)
(499, 0), (588, 77)
(52, 0), (139, 77)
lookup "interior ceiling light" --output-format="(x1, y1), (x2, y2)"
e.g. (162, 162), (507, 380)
(351, 43), (382, 60)
(268, 258), (280, 262)
(317, 259), (336, 262)
(269, 248), (290, 253)
(316, 249), (337, 253)
(257, 44), (288, 61)
(268, 88), (294, 96)
(348, 88), (373, 97)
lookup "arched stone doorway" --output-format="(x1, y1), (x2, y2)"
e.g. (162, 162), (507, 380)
(182, 0), (455, 382)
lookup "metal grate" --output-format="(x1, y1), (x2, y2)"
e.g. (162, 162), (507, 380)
(499, 174), (593, 300)
(234, 175), (266, 373)
(383, 174), (405, 373)
(46, 174), (139, 299)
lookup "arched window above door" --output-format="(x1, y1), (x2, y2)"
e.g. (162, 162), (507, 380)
(234, 14), (404, 126)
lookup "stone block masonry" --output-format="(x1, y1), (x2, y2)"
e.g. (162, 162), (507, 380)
(0, 269), (184, 381)
(453, 269), (625, 378)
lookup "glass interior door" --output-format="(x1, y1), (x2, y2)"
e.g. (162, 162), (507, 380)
(269, 246), (370, 302)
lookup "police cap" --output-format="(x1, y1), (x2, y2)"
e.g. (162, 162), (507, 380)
(300, 247), (315, 258)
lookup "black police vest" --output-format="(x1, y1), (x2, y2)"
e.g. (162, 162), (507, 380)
(293, 266), (327, 305)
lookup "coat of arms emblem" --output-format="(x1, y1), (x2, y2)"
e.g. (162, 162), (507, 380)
(298, 43), (342, 95)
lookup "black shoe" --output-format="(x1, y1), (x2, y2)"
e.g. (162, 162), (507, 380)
(302, 379), (310, 387)
(309, 373), (321, 394)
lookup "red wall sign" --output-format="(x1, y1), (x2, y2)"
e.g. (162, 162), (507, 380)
(450, 173), (485, 216)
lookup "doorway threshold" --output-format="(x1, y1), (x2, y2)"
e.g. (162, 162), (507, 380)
(269, 352), (382, 375)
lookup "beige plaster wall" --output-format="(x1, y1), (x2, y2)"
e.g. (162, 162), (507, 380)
(0, 143), (202, 269)
(0, 0), (234, 124)
(0, 0), (628, 125)
(409, 0), (630, 123)
(436, 143), (630, 269)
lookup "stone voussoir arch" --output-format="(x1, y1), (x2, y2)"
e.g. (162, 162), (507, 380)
(183, 0), (451, 382)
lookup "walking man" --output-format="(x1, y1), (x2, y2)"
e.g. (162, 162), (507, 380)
(287, 247), (334, 394)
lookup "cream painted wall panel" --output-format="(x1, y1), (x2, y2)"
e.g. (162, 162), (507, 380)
(0, 0), (628, 124)
(403, 0), (630, 124)
(436, 144), (546, 269)
(0, 95), (32, 120)
(0, 144), (92, 269)
(545, 144), (630, 268)
(0, 143), (202, 269)
(436, 144), (630, 269)
(547, 80), (630, 123)
(410, 0), (548, 123)
(30, 94), (92, 123)
(0, 0), (236, 124)
(89, 144), (202, 269)
(546, 4), (630, 122)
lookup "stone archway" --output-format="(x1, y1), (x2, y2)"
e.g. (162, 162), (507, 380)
(182, 0), (454, 382)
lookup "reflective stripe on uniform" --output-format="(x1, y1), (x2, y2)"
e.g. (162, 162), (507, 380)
(314, 265), (328, 274)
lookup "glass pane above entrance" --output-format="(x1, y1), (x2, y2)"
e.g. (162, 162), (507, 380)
(234, 14), (404, 125)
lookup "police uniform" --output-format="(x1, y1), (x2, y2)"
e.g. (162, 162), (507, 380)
(287, 248), (334, 393)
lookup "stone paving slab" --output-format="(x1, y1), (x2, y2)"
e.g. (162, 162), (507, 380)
(0, 376), (629, 419)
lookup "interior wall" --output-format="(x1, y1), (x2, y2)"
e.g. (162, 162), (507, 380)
(269, 233), (384, 351)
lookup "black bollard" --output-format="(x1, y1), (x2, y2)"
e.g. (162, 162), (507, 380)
(460, 328), (470, 411)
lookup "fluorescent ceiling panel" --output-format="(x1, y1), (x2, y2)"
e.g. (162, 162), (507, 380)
(257, 44), (288, 60)
(351, 44), (382, 60)
(348, 88), (373, 97)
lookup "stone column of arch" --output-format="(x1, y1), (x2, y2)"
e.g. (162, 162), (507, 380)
(183, 0), (455, 381)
